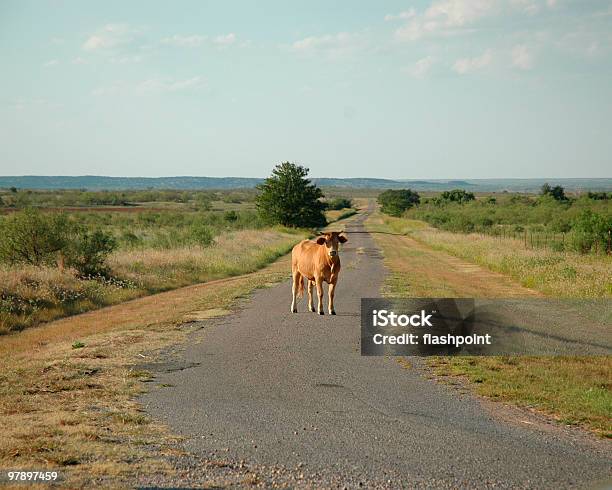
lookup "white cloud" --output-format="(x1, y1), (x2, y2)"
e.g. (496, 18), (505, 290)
(43, 59), (59, 67)
(161, 34), (207, 47)
(395, 0), (498, 41)
(385, 9), (416, 21)
(453, 49), (493, 74)
(92, 76), (206, 97)
(511, 44), (534, 69)
(213, 33), (236, 46)
(290, 32), (364, 57)
(404, 56), (436, 78)
(546, 0), (558, 7)
(82, 24), (140, 51)
(160, 33), (239, 48)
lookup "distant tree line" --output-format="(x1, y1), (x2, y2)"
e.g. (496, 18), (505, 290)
(376, 183), (611, 254)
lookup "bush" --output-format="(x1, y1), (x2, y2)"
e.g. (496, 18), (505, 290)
(570, 210), (611, 254)
(0, 208), (117, 276)
(66, 229), (117, 276)
(224, 210), (238, 222)
(438, 189), (475, 204)
(0, 209), (71, 265)
(190, 222), (215, 247)
(587, 191), (610, 201)
(541, 183), (567, 202)
(326, 198), (353, 210)
(378, 189), (420, 217)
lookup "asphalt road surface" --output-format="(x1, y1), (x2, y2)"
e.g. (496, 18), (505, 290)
(141, 211), (611, 489)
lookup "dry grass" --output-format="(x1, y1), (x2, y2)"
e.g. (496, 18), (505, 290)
(1, 228), (301, 333)
(325, 208), (357, 223)
(416, 228), (612, 298)
(373, 214), (611, 298)
(366, 209), (612, 436)
(110, 229), (300, 290)
(0, 253), (295, 487)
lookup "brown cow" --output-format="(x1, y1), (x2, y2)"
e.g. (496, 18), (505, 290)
(291, 231), (348, 315)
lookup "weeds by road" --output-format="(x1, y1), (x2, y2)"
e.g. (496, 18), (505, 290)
(0, 228), (301, 333)
(366, 209), (612, 437)
(0, 250), (300, 487)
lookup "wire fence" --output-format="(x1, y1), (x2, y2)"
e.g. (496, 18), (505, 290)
(475, 227), (612, 255)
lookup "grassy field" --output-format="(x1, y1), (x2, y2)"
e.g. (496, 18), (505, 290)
(366, 210), (611, 437)
(371, 214), (612, 298)
(0, 186), (362, 334)
(0, 187), (358, 487)
(0, 253), (298, 487)
(0, 226), (302, 334)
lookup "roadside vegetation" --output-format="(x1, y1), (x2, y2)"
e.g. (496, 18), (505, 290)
(0, 168), (361, 485)
(0, 251), (298, 487)
(0, 165), (358, 334)
(402, 184), (612, 255)
(0, 193), (304, 333)
(368, 193), (611, 437)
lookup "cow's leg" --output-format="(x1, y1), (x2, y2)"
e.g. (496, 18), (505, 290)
(307, 280), (315, 312)
(328, 281), (336, 315)
(315, 277), (324, 315)
(291, 271), (300, 313)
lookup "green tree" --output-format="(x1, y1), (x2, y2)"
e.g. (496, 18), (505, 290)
(255, 162), (326, 228)
(541, 183), (567, 202)
(377, 189), (420, 217)
(439, 189), (475, 204)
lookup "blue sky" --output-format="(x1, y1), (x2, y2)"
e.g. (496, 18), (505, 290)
(1, 0), (611, 179)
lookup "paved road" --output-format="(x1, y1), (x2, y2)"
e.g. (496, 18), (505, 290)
(141, 210), (611, 489)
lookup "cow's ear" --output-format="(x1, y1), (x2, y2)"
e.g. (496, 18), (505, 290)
(316, 236), (327, 245)
(338, 234), (348, 243)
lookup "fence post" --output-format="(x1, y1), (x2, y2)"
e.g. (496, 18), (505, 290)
(608, 229), (611, 255)
(524, 229), (527, 249)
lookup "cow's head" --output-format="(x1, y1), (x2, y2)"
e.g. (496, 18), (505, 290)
(316, 231), (348, 257)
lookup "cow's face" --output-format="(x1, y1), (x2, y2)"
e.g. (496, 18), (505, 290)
(316, 231), (347, 257)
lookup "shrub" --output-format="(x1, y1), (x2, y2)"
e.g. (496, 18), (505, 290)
(541, 183), (567, 202)
(224, 210), (238, 222)
(0, 209), (117, 276)
(570, 210), (611, 254)
(190, 222), (215, 247)
(326, 198), (353, 210)
(0, 209), (71, 265)
(587, 191), (610, 201)
(66, 229), (117, 276)
(378, 189), (420, 217)
(438, 189), (475, 204)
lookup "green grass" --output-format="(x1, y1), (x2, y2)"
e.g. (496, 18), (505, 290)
(429, 356), (612, 437)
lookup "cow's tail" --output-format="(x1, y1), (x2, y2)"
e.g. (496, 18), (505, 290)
(296, 273), (305, 299)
